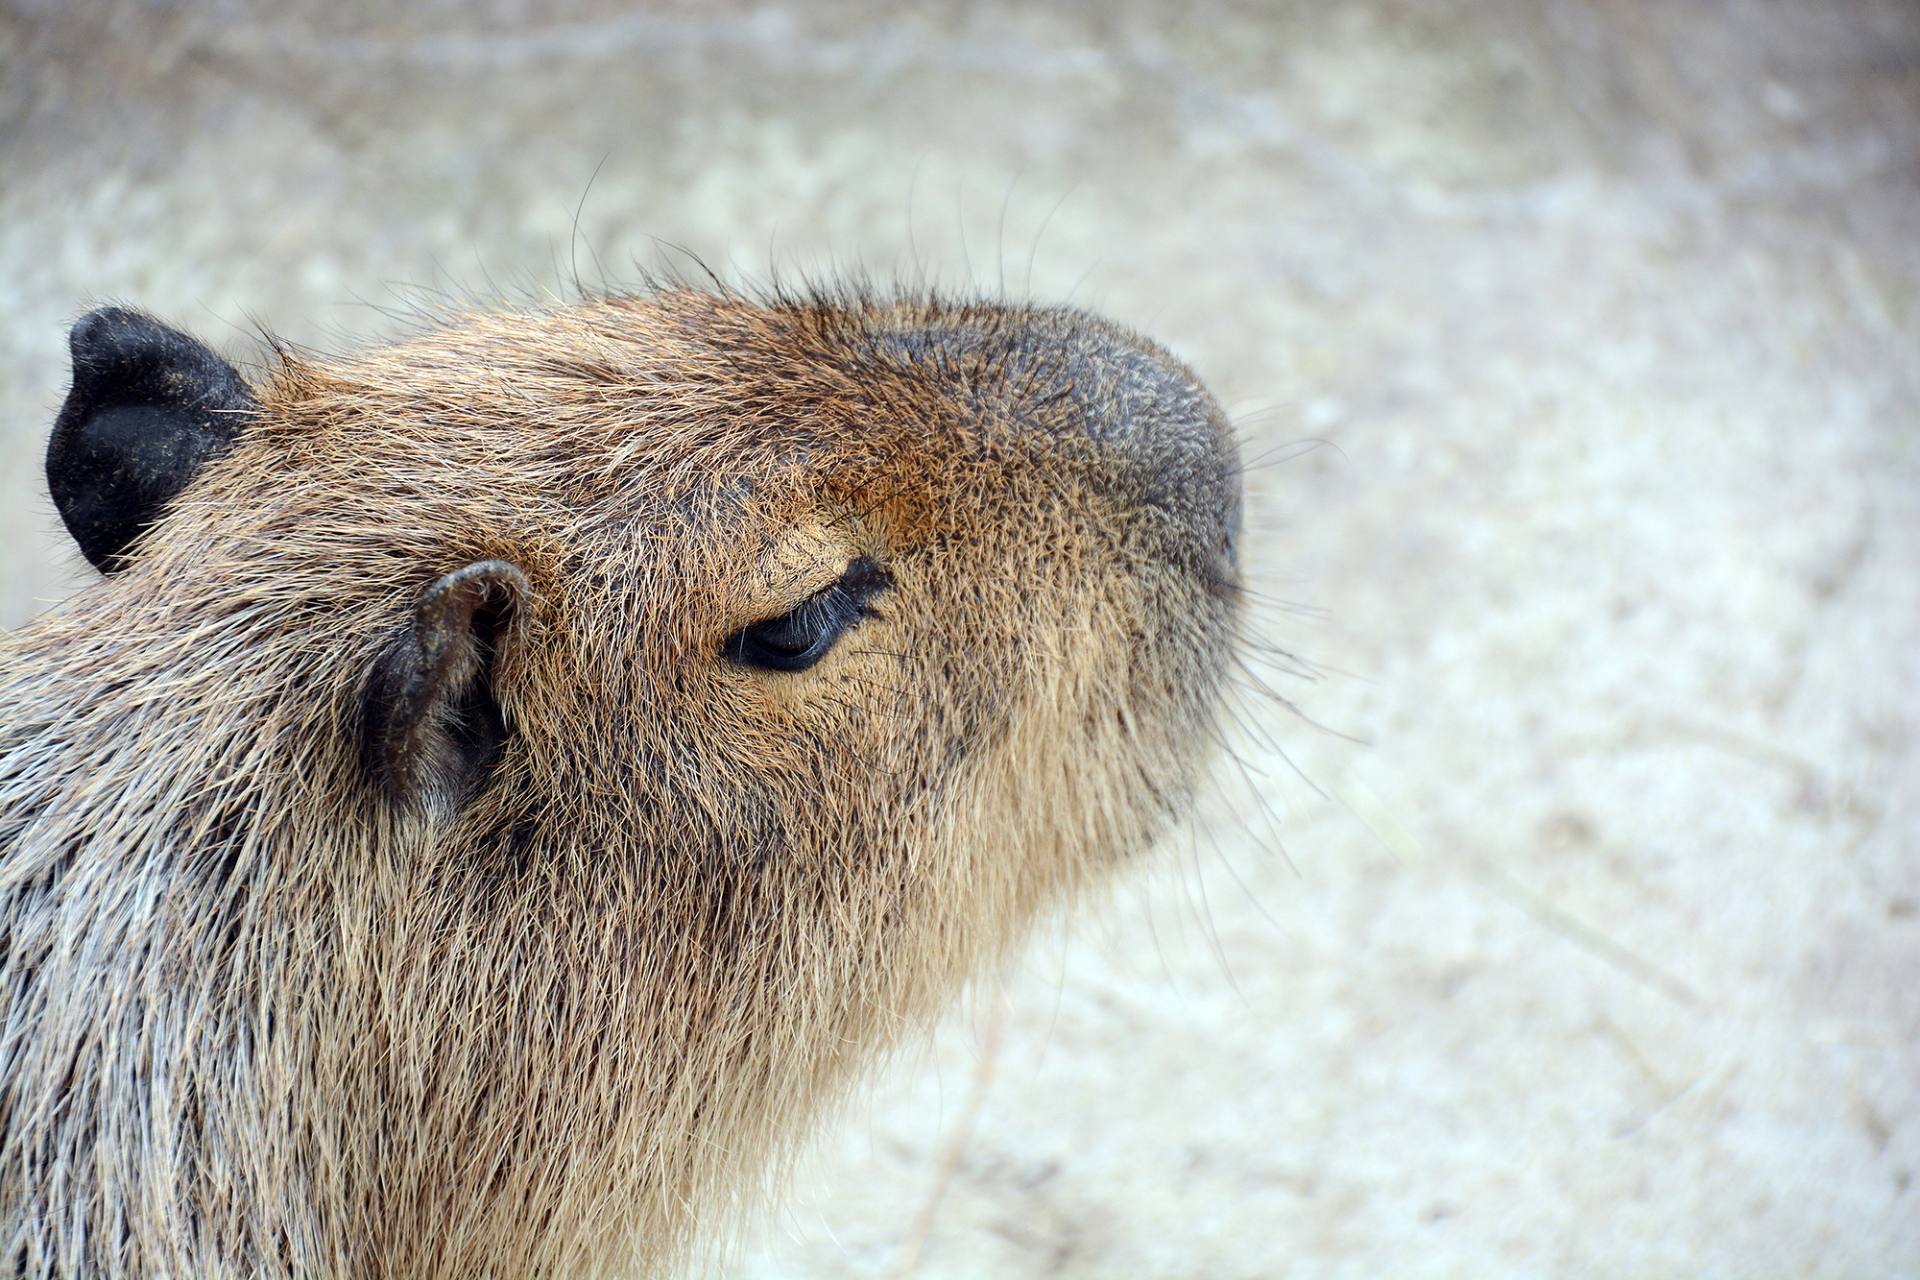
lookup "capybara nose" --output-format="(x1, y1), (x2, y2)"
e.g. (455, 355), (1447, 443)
(882, 309), (1243, 584)
(1041, 315), (1244, 587)
(898, 307), (1244, 587)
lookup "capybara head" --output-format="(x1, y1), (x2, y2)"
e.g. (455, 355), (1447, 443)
(0, 287), (1242, 1277)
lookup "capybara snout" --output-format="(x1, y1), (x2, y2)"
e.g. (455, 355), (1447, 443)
(877, 304), (1244, 588)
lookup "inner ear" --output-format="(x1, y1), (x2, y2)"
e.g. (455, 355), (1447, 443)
(362, 561), (531, 814)
(46, 307), (256, 572)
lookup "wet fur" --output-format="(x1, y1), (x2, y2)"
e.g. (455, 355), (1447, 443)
(0, 287), (1240, 1277)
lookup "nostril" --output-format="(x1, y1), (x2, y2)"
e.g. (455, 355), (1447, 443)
(1207, 503), (1244, 596)
(1222, 469), (1244, 547)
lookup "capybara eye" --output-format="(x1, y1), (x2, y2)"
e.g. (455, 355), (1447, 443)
(725, 557), (890, 673)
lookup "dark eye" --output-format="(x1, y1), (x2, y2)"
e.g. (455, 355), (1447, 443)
(725, 558), (890, 673)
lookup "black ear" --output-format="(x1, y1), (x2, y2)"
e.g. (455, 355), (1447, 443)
(46, 306), (256, 572)
(363, 561), (531, 814)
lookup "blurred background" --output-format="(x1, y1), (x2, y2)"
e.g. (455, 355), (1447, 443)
(3, 1), (1916, 1275)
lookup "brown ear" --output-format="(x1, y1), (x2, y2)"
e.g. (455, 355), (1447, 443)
(362, 561), (530, 813)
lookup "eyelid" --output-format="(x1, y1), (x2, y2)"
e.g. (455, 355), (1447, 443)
(767, 558), (889, 619)
(784, 572), (851, 610)
(721, 557), (892, 672)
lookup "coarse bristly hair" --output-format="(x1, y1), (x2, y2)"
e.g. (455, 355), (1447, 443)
(0, 283), (1244, 1278)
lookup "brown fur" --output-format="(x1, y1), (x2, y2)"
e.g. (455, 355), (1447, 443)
(0, 286), (1241, 1277)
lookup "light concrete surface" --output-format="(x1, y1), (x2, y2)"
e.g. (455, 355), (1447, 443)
(3, 2), (1915, 1276)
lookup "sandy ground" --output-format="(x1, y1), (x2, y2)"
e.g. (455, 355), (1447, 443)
(2, 2), (1916, 1276)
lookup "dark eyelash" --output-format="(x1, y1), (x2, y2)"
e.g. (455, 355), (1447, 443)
(724, 559), (890, 673)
